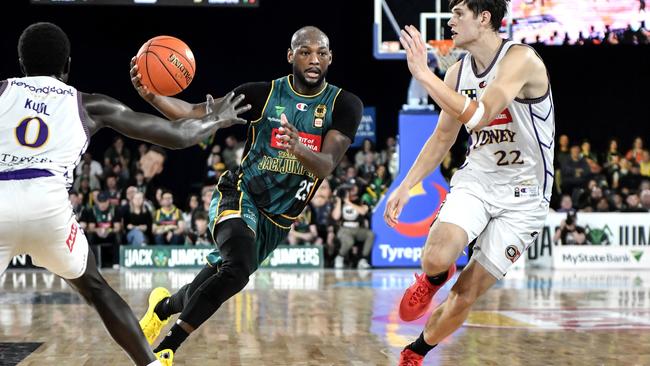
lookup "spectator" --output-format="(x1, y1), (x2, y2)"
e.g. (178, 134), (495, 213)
(185, 212), (213, 245)
(581, 139), (601, 174)
(354, 139), (380, 167)
(131, 143), (149, 174)
(122, 191), (152, 246)
(110, 161), (129, 187)
(624, 194), (646, 212)
(80, 191), (122, 267)
(610, 193), (625, 211)
(561, 145), (590, 196)
(555, 134), (570, 168)
(75, 152), (103, 179)
(640, 150), (650, 177)
(73, 162), (101, 191)
(287, 205), (320, 245)
(584, 186), (604, 211)
(595, 197), (611, 212)
(358, 152), (377, 181)
(310, 179), (337, 267)
(120, 185), (138, 209)
(619, 160), (643, 194)
(222, 135), (242, 170)
(182, 194), (201, 230)
(362, 165), (391, 208)
(553, 212), (586, 245)
(104, 174), (121, 207)
(604, 152), (622, 189)
(152, 190), (185, 244)
(640, 189), (650, 211)
(206, 144), (226, 180)
(139, 145), (166, 182)
(626, 136), (645, 164)
(69, 191), (84, 221)
(76, 178), (93, 207)
(104, 135), (131, 172)
(380, 136), (397, 167)
(332, 184), (374, 269)
(132, 169), (148, 196)
(557, 194), (574, 213)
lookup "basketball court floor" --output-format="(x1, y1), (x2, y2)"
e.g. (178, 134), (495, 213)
(1, 267), (649, 365)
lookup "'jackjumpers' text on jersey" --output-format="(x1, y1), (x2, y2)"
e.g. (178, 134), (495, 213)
(0, 76), (89, 188)
(239, 75), (341, 217)
(454, 40), (555, 209)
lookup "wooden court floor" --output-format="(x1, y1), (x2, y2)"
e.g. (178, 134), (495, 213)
(2, 267), (650, 365)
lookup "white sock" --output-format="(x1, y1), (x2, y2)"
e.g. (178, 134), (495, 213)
(146, 360), (162, 366)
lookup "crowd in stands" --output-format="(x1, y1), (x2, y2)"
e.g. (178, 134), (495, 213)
(522, 21), (650, 45)
(69, 130), (650, 267)
(69, 135), (398, 269)
(554, 135), (650, 214)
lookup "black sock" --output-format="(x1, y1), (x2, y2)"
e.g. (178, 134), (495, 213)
(154, 323), (189, 353)
(154, 297), (171, 321)
(427, 270), (449, 286)
(406, 332), (436, 356)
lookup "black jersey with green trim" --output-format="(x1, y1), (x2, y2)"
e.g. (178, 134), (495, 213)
(233, 75), (362, 218)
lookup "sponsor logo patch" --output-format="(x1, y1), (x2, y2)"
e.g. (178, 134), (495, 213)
(66, 223), (78, 253)
(270, 128), (322, 152)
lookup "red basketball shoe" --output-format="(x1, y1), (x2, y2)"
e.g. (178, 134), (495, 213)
(398, 349), (424, 366)
(399, 264), (457, 321)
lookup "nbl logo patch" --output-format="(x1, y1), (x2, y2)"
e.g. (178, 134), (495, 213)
(461, 89), (477, 100)
(505, 245), (520, 263)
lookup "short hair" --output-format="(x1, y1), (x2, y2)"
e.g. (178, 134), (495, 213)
(18, 22), (70, 75)
(194, 211), (208, 222)
(449, 0), (510, 31)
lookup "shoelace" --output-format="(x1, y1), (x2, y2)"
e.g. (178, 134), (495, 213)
(408, 275), (434, 306)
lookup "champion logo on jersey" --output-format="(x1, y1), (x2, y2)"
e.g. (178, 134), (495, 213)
(488, 108), (513, 126)
(296, 103), (308, 111)
(479, 80), (487, 88)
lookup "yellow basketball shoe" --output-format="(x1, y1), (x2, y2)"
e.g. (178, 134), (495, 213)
(156, 349), (174, 366)
(140, 287), (171, 345)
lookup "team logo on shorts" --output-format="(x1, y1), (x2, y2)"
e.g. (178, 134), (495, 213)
(505, 245), (520, 263)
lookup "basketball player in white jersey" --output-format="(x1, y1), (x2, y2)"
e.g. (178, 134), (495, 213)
(383, 1), (554, 364)
(0, 22), (249, 366)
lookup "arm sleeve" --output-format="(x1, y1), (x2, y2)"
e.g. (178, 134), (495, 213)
(232, 82), (273, 122)
(331, 90), (364, 141)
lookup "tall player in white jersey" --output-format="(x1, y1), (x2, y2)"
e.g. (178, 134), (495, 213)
(0, 22), (250, 366)
(383, 1), (554, 365)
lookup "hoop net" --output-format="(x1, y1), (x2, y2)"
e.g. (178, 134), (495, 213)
(428, 40), (466, 74)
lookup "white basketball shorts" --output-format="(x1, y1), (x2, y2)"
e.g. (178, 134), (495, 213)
(0, 176), (88, 279)
(437, 180), (548, 279)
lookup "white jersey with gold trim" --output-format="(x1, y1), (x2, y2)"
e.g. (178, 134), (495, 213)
(452, 40), (555, 210)
(0, 76), (88, 187)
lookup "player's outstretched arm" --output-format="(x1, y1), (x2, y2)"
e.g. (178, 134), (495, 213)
(81, 91), (250, 149)
(383, 62), (462, 228)
(399, 25), (545, 131)
(129, 56), (208, 120)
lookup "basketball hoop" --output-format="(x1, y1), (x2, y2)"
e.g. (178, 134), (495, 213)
(428, 40), (466, 74)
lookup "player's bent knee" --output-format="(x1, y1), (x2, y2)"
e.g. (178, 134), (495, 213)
(421, 255), (453, 276)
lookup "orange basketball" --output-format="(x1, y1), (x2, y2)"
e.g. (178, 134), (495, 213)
(135, 36), (196, 96)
